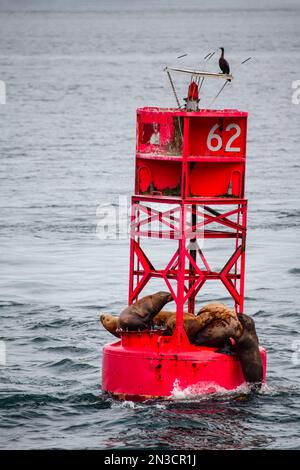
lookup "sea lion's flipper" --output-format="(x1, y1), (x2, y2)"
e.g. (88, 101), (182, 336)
(216, 341), (236, 356)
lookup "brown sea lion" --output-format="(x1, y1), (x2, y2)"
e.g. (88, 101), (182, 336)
(152, 310), (175, 326)
(118, 291), (173, 331)
(197, 302), (236, 319)
(100, 302), (242, 349)
(100, 313), (120, 338)
(235, 314), (263, 390)
(192, 303), (242, 347)
(153, 310), (195, 334)
(192, 315), (243, 347)
(155, 304), (242, 347)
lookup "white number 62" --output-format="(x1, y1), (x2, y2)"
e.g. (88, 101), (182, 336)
(207, 123), (241, 152)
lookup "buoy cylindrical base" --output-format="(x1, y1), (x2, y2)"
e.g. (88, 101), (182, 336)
(102, 331), (267, 400)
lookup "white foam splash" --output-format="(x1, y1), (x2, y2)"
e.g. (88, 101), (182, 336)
(170, 379), (250, 399)
(111, 400), (137, 409)
(258, 382), (300, 396)
(154, 402), (166, 409)
(120, 400), (136, 409)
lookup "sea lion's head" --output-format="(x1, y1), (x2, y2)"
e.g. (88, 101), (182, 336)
(147, 292), (173, 317)
(152, 292), (173, 302)
(99, 313), (120, 337)
(237, 313), (255, 331)
(100, 313), (109, 324)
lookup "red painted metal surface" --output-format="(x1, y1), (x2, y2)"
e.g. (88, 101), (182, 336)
(136, 109), (247, 199)
(102, 332), (267, 399)
(102, 107), (266, 398)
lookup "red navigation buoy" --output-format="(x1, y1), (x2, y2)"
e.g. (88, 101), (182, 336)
(102, 71), (267, 399)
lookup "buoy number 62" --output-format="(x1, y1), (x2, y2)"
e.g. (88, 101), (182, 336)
(207, 123), (241, 152)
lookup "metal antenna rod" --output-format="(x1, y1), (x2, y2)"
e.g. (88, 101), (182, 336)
(204, 51), (214, 60)
(232, 57), (252, 75)
(235, 57), (252, 74)
(175, 52), (197, 101)
(187, 51), (215, 104)
(197, 51), (215, 86)
(199, 51), (214, 79)
(197, 51), (215, 98)
(241, 56), (252, 64)
(165, 69), (181, 108)
(189, 51), (215, 102)
(165, 68), (183, 141)
(207, 80), (229, 108)
(188, 52), (209, 91)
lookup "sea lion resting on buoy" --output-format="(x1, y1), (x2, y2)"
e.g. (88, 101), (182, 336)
(198, 303), (236, 318)
(100, 302), (242, 347)
(100, 310), (192, 337)
(118, 291), (173, 331)
(235, 314), (263, 390)
(153, 303), (243, 347)
(100, 303), (262, 391)
(99, 306), (175, 338)
(153, 310), (194, 329)
(100, 313), (120, 338)
(154, 303), (236, 331)
(192, 303), (243, 347)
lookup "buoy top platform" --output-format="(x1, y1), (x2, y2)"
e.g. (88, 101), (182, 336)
(101, 66), (266, 399)
(137, 106), (247, 116)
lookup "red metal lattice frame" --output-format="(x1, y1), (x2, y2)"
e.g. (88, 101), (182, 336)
(129, 196), (247, 338)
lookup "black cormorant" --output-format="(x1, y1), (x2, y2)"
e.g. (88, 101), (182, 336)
(219, 47), (230, 75)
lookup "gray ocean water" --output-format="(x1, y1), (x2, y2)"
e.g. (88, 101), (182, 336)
(0, 0), (300, 450)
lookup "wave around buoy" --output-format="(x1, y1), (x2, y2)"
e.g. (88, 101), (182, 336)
(170, 379), (250, 399)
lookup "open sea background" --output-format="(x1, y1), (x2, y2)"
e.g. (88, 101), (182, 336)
(0, 0), (300, 450)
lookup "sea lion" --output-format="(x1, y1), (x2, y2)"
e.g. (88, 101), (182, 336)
(193, 302), (243, 347)
(235, 314), (263, 390)
(155, 303), (242, 347)
(197, 302), (236, 319)
(153, 310), (195, 334)
(100, 313), (120, 338)
(192, 315), (243, 347)
(118, 291), (173, 331)
(152, 310), (176, 327)
(100, 301), (243, 349)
